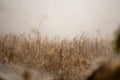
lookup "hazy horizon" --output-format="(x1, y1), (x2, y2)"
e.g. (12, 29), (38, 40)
(0, 0), (120, 38)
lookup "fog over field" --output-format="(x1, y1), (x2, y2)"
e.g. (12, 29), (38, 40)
(0, 0), (120, 38)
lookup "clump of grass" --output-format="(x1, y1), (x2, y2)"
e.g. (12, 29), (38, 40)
(0, 32), (114, 80)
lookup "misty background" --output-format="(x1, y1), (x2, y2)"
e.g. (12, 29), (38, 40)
(0, 0), (120, 38)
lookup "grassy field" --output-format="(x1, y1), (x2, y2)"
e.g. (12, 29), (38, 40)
(0, 32), (115, 80)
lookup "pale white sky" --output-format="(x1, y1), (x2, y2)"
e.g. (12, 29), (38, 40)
(0, 0), (120, 38)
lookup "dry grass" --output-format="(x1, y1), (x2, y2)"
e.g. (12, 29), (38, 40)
(0, 32), (115, 80)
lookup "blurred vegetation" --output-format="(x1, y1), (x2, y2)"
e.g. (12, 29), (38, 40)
(0, 31), (114, 80)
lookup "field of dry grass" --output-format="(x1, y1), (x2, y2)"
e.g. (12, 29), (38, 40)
(0, 32), (115, 80)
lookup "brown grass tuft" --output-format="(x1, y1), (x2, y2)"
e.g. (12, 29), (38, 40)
(0, 32), (114, 80)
